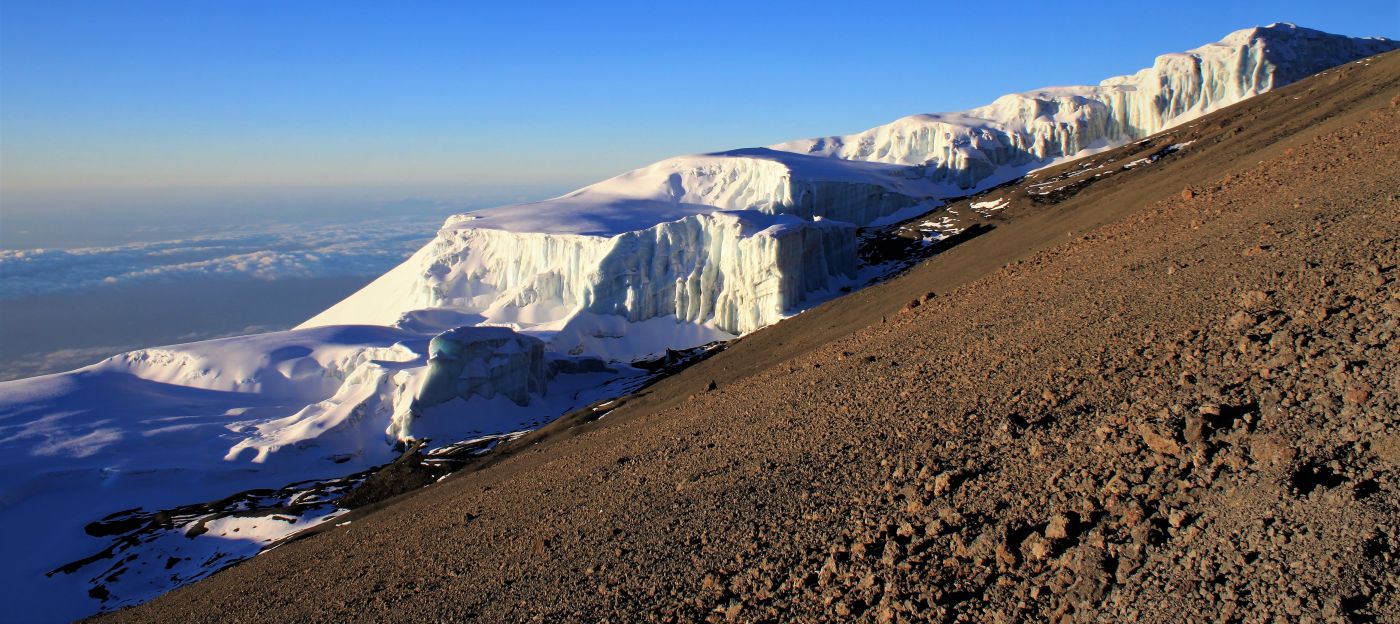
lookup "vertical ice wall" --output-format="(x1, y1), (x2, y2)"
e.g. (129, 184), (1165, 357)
(584, 211), (857, 335)
(773, 24), (1400, 189)
(305, 210), (858, 339)
(304, 23), (1399, 358)
(414, 327), (548, 409)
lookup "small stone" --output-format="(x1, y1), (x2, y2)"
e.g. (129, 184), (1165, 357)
(1250, 435), (1297, 466)
(932, 472), (954, 496)
(1182, 187), (1195, 201)
(876, 606), (895, 624)
(1168, 509), (1190, 528)
(1045, 514), (1071, 541)
(1239, 290), (1270, 308)
(1183, 414), (1206, 444)
(1343, 388), (1369, 405)
(1023, 533), (1053, 560)
(1118, 500), (1147, 527)
(995, 538), (1018, 567)
(1139, 424), (1182, 457)
(1227, 311), (1255, 331)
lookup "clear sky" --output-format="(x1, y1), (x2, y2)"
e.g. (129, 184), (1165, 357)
(2, 0), (1397, 198)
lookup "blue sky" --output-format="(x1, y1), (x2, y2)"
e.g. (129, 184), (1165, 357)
(2, 0), (1397, 196)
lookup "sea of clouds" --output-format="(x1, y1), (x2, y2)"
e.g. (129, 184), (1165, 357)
(0, 215), (438, 300)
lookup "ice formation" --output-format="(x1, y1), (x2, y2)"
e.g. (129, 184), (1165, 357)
(308, 24), (1398, 350)
(416, 327), (547, 409)
(773, 24), (1400, 188)
(305, 208), (862, 339)
(301, 149), (924, 337)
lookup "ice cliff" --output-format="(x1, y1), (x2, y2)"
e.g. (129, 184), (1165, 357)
(306, 24), (1398, 354)
(414, 327), (547, 409)
(210, 325), (557, 464)
(301, 149), (904, 340)
(774, 23), (1400, 188)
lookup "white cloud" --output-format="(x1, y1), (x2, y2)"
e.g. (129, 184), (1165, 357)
(0, 217), (440, 299)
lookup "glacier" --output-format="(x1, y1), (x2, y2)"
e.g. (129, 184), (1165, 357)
(308, 24), (1399, 349)
(0, 23), (1395, 622)
(773, 23), (1400, 186)
(300, 149), (928, 337)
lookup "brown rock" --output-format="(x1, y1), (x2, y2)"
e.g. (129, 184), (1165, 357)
(1239, 290), (1270, 308)
(932, 472), (954, 497)
(1167, 509), (1190, 528)
(1373, 435), (1400, 466)
(724, 603), (742, 621)
(1067, 546), (1112, 603)
(1183, 414), (1206, 444)
(1023, 533), (1053, 561)
(1138, 424), (1181, 457)
(1118, 500), (1146, 527)
(995, 539), (1018, 568)
(1045, 514), (1071, 541)
(876, 606), (895, 624)
(881, 540), (902, 567)
(1227, 311), (1256, 330)
(1250, 435), (1297, 466)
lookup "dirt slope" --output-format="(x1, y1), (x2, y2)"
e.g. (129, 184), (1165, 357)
(99, 51), (1400, 623)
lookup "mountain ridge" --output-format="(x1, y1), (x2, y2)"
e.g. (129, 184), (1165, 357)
(0, 25), (1395, 622)
(94, 41), (1400, 624)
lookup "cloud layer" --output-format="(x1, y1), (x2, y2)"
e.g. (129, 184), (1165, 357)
(0, 217), (437, 299)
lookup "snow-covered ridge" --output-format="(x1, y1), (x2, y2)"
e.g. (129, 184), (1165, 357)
(446, 148), (942, 235)
(311, 24), (1397, 343)
(772, 23), (1399, 187)
(106, 325), (421, 400)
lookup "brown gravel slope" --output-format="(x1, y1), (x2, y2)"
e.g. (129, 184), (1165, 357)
(101, 51), (1400, 623)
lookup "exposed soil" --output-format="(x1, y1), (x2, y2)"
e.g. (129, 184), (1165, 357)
(97, 50), (1400, 623)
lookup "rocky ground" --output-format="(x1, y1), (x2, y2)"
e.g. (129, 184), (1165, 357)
(98, 51), (1400, 623)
